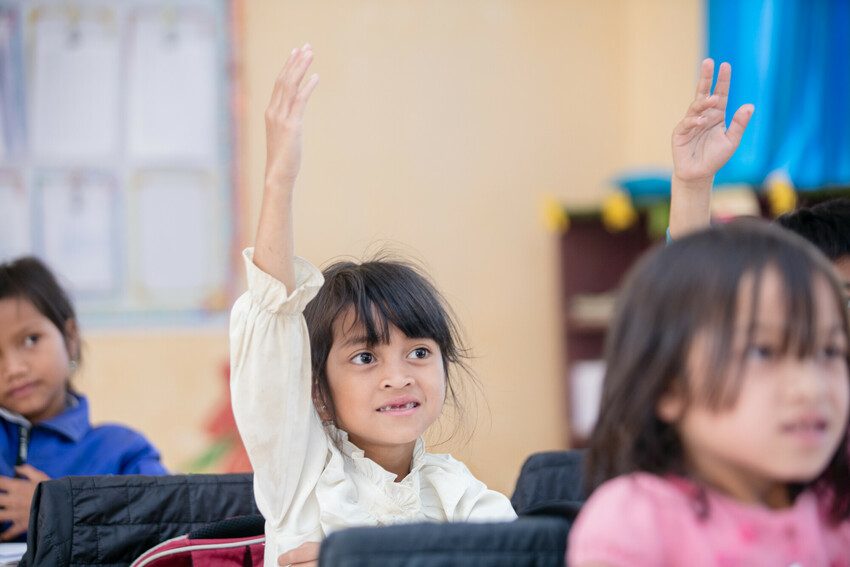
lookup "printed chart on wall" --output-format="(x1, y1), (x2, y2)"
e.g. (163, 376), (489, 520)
(0, 0), (237, 326)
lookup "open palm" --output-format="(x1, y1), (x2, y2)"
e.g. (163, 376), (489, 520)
(672, 59), (754, 183)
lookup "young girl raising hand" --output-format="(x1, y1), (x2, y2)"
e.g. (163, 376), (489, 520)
(230, 45), (516, 567)
(568, 60), (850, 566)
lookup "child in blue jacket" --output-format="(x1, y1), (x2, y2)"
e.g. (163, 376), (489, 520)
(0, 256), (166, 540)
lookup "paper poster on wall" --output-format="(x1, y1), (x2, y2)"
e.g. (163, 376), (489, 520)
(0, 7), (25, 159)
(129, 171), (225, 308)
(0, 171), (30, 261)
(36, 171), (119, 295)
(29, 7), (120, 160)
(126, 8), (218, 163)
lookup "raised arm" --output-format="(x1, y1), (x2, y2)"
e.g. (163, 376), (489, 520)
(669, 58), (754, 239)
(230, 45), (326, 556)
(254, 44), (320, 289)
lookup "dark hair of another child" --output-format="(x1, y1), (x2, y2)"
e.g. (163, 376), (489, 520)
(586, 219), (850, 523)
(0, 256), (80, 365)
(777, 197), (850, 261)
(303, 257), (472, 440)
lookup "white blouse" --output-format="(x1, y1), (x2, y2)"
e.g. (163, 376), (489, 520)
(230, 249), (517, 565)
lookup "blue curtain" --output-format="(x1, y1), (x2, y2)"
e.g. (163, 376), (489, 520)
(708, 0), (850, 190)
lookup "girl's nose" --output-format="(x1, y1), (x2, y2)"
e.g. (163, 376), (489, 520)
(0, 352), (27, 382)
(785, 359), (829, 402)
(380, 361), (413, 389)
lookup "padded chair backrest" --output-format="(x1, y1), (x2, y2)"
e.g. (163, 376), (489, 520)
(511, 450), (586, 518)
(319, 517), (571, 567)
(20, 473), (258, 567)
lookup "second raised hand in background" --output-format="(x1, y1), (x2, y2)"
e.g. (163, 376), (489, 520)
(669, 58), (755, 238)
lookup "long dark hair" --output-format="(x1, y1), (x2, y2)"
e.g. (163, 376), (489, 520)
(0, 256), (80, 364)
(586, 219), (850, 522)
(303, 256), (473, 441)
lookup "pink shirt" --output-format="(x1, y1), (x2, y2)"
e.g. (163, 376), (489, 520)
(568, 473), (850, 566)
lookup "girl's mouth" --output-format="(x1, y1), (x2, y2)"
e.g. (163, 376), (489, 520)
(781, 417), (829, 445)
(377, 401), (420, 413)
(7, 382), (37, 400)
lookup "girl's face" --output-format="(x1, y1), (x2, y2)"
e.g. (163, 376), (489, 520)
(0, 297), (76, 423)
(324, 307), (446, 462)
(658, 268), (850, 507)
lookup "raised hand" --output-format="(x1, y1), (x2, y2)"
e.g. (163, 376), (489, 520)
(264, 44), (320, 190)
(0, 465), (50, 541)
(255, 45), (319, 290)
(672, 58), (754, 184)
(668, 59), (754, 238)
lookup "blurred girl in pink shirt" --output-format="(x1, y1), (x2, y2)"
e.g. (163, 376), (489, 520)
(569, 58), (850, 567)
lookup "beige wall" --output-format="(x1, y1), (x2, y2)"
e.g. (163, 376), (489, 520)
(80, 0), (700, 495)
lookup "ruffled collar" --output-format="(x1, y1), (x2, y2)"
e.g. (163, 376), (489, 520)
(328, 425), (427, 485)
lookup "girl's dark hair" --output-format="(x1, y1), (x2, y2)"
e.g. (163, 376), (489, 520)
(0, 256), (80, 363)
(586, 219), (850, 522)
(777, 197), (850, 261)
(303, 257), (471, 439)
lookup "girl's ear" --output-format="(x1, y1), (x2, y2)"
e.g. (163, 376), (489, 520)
(656, 386), (685, 423)
(312, 385), (332, 423)
(63, 319), (81, 362)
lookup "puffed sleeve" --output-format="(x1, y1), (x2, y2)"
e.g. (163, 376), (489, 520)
(230, 248), (327, 549)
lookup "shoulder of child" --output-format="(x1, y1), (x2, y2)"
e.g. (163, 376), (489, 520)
(238, 249), (324, 315)
(420, 451), (516, 522)
(568, 473), (688, 566)
(88, 423), (167, 474)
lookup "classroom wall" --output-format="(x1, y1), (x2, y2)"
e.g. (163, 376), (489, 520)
(79, 0), (700, 495)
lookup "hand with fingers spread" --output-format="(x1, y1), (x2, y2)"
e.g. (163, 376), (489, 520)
(0, 465), (50, 541)
(278, 541), (319, 566)
(669, 58), (754, 238)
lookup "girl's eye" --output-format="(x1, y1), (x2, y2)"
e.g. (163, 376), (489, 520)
(351, 352), (374, 365)
(820, 344), (847, 360)
(408, 347), (431, 360)
(23, 335), (39, 348)
(747, 344), (777, 361)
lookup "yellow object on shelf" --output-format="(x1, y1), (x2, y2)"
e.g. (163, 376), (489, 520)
(542, 195), (570, 233)
(765, 172), (797, 217)
(601, 190), (638, 232)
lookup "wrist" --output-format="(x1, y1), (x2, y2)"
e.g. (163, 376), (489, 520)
(671, 173), (714, 194)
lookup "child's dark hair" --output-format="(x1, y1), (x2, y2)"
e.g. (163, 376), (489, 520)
(777, 197), (850, 261)
(586, 219), (850, 522)
(303, 257), (471, 436)
(0, 256), (80, 363)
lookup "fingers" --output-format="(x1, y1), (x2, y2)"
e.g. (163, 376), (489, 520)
(725, 103), (755, 147)
(0, 476), (24, 492)
(269, 44), (315, 116)
(712, 61), (732, 109)
(694, 58), (714, 100)
(674, 95), (719, 136)
(278, 542), (320, 566)
(284, 46), (315, 109)
(290, 73), (319, 117)
(0, 521), (26, 542)
(14, 465), (48, 482)
(269, 47), (301, 108)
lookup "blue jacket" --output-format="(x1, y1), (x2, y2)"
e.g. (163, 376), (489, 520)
(0, 393), (167, 478)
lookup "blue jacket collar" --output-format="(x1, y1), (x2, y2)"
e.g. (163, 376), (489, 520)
(0, 394), (90, 442)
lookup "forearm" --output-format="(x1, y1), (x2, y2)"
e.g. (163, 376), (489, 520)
(669, 175), (712, 239)
(254, 182), (296, 292)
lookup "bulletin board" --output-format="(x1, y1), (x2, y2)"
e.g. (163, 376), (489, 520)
(0, 0), (239, 326)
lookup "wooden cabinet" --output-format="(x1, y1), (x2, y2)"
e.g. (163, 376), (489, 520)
(560, 214), (655, 446)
